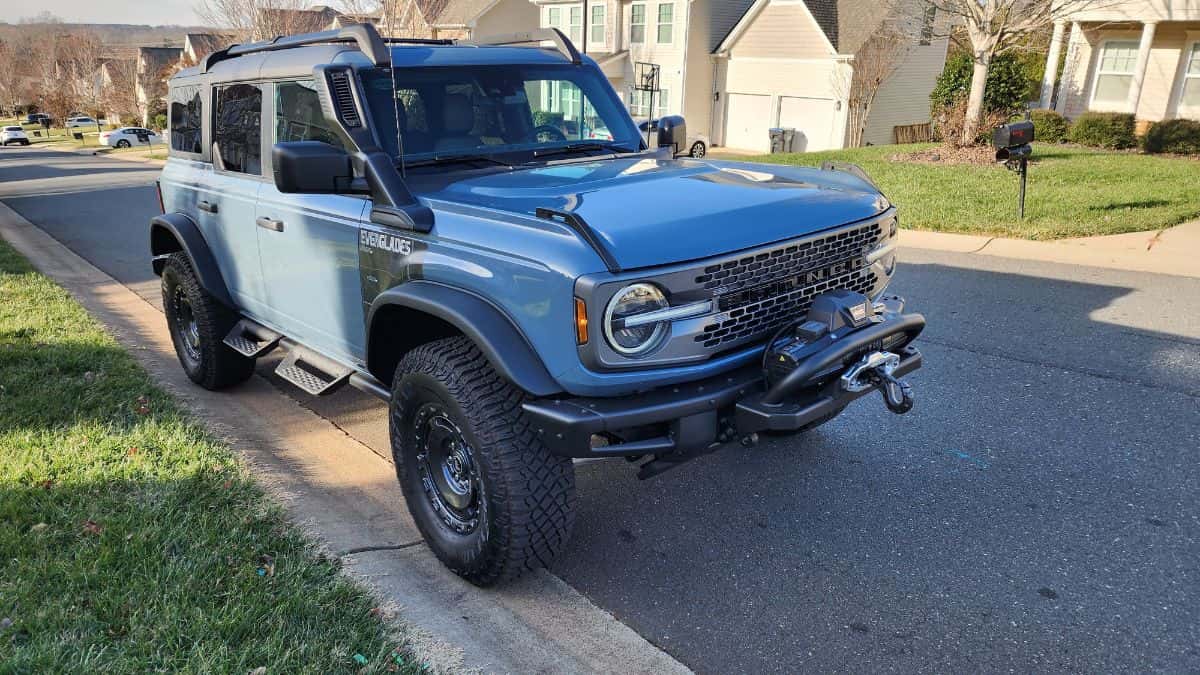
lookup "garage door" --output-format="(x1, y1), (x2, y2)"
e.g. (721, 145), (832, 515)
(778, 96), (838, 152)
(724, 93), (773, 152)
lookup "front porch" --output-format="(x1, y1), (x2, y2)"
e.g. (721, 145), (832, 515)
(1041, 8), (1200, 128)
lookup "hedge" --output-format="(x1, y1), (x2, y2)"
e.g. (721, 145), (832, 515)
(1067, 112), (1137, 149)
(1141, 118), (1200, 154)
(1028, 109), (1069, 143)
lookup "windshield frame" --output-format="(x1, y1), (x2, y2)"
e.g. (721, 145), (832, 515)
(359, 62), (644, 167)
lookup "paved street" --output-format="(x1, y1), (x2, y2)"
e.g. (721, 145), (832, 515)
(2, 146), (1197, 672)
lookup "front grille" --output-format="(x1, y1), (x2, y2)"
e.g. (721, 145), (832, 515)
(694, 221), (884, 350)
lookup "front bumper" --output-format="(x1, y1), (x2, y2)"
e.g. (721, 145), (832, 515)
(522, 305), (923, 467)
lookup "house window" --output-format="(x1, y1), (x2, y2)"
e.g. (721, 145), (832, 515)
(590, 4), (605, 45)
(655, 88), (669, 117)
(657, 3), (674, 44)
(1091, 39), (1140, 109)
(569, 6), (583, 45)
(630, 4), (645, 44)
(547, 6), (560, 29)
(629, 89), (649, 117)
(919, 6), (936, 46)
(1181, 42), (1200, 112)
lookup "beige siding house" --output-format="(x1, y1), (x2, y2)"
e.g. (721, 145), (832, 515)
(1043, 0), (1200, 128)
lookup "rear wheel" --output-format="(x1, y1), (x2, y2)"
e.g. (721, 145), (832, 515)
(161, 252), (254, 390)
(390, 337), (576, 586)
(116, 139), (130, 148)
(690, 141), (707, 158)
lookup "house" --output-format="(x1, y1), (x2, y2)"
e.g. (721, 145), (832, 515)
(1041, 0), (1200, 129)
(531, 0), (948, 152)
(182, 32), (235, 65)
(390, 0), (540, 41)
(137, 46), (183, 126)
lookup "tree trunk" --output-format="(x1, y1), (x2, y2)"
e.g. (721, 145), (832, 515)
(961, 54), (991, 145)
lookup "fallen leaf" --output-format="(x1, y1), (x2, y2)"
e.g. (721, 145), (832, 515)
(82, 520), (103, 535)
(127, 446), (139, 456)
(248, 668), (267, 675)
(257, 554), (275, 577)
(40, 479), (53, 490)
(136, 405), (151, 415)
(30, 523), (48, 533)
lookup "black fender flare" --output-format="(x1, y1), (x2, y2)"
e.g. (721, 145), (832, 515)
(367, 281), (563, 397)
(149, 212), (235, 309)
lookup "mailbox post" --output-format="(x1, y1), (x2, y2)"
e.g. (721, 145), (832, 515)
(993, 120), (1034, 219)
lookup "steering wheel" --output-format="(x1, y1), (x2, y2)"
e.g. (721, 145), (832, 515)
(531, 125), (567, 143)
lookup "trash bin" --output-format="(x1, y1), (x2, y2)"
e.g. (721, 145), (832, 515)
(73, 132), (84, 140)
(769, 128), (784, 153)
(781, 128), (796, 153)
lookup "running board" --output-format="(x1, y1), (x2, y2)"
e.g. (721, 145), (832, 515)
(274, 343), (353, 396)
(223, 319), (282, 358)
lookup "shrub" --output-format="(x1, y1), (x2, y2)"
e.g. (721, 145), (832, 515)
(532, 111), (564, 128)
(153, 113), (167, 131)
(933, 97), (1011, 147)
(1067, 112), (1136, 149)
(1141, 118), (1200, 154)
(1027, 109), (1069, 143)
(930, 52), (1038, 116)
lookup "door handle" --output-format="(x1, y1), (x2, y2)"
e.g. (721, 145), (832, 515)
(197, 200), (218, 213)
(256, 216), (284, 232)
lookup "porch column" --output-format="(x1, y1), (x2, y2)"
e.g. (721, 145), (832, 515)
(1055, 22), (1083, 114)
(1039, 21), (1067, 109)
(1126, 21), (1158, 115)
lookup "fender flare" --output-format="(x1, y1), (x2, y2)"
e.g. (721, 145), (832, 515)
(368, 281), (563, 397)
(149, 213), (235, 309)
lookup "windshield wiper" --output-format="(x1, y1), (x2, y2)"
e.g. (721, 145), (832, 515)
(530, 142), (622, 160)
(403, 153), (513, 169)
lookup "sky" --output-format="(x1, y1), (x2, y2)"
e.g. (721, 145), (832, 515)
(17, 0), (205, 26)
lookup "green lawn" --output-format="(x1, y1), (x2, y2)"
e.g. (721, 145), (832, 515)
(0, 241), (417, 673)
(726, 144), (1200, 240)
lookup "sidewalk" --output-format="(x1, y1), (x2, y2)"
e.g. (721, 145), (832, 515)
(46, 143), (166, 165)
(900, 220), (1198, 278)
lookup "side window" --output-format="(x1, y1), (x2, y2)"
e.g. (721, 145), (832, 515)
(275, 79), (346, 150)
(214, 83), (263, 174)
(169, 86), (203, 155)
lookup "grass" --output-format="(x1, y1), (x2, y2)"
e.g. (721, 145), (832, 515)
(725, 143), (1200, 240)
(0, 240), (417, 673)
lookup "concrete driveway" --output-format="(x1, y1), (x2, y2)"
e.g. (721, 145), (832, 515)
(2, 146), (1197, 672)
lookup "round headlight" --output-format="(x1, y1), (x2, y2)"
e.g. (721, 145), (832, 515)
(603, 283), (669, 356)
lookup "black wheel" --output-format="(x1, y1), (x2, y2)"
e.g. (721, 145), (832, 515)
(160, 252), (254, 390)
(390, 337), (576, 586)
(689, 141), (707, 158)
(116, 139), (130, 148)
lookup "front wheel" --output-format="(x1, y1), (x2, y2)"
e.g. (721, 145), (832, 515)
(390, 337), (576, 586)
(690, 141), (707, 158)
(160, 253), (255, 390)
(115, 139), (130, 148)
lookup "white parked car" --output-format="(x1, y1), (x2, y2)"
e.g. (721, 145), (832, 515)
(99, 127), (161, 148)
(1, 126), (30, 146)
(66, 116), (101, 129)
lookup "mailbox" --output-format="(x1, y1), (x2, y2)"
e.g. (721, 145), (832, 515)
(993, 121), (1034, 149)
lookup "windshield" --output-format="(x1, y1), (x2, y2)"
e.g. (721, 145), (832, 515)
(360, 64), (641, 164)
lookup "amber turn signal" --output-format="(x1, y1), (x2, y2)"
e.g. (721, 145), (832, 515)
(574, 298), (589, 345)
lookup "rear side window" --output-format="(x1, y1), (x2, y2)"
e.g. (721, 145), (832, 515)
(170, 86), (203, 155)
(214, 83), (263, 174)
(276, 80), (345, 150)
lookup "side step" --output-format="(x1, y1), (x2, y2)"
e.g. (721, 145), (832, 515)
(274, 342), (353, 396)
(223, 319), (282, 358)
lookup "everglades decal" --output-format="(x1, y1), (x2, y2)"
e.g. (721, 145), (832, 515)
(360, 229), (416, 256)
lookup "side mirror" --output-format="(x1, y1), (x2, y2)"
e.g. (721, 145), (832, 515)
(272, 141), (357, 193)
(656, 115), (687, 157)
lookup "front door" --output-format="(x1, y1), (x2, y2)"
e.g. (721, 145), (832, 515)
(255, 80), (369, 364)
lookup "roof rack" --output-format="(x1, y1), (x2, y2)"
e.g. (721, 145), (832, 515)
(201, 23), (390, 73)
(464, 28), (581, 65)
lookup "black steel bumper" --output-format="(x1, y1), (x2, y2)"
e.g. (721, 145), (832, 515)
(522, 343), (922, 460)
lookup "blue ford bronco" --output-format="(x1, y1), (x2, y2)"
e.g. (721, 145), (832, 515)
(152, 24), (924, 585)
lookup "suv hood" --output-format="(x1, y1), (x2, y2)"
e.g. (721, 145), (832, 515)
(421, 156), (889, 270)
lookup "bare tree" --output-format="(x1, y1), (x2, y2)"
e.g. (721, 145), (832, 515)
(101, 59), (145, 126)
(0, 38), (27, 113)
(26, 26), (74, 125)
(837, 7), (924, 149)
(196, 0), (349, 41)
(919, 0), (1105, 144)
(65, 32), (106, 127)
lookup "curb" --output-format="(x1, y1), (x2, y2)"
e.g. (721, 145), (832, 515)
(0, 199), (691, 675)
(43, 143), (167, 165)
(900, 224), (1199, 278)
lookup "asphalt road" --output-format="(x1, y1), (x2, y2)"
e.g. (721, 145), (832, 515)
(3, 146), (1197, 672)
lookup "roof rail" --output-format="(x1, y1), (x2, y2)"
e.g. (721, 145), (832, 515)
(201, 23), (390, 73)
(464, 28), (581, 65)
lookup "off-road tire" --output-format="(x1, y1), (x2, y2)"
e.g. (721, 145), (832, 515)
(390, 337), (576, 586)
(160, 252), (255, 390)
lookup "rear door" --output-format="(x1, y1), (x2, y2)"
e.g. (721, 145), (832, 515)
(254, 79), (369, 363)
(205, 82), (269, 317)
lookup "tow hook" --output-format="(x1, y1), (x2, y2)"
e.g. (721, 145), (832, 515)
(841, 351), (915, 415)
